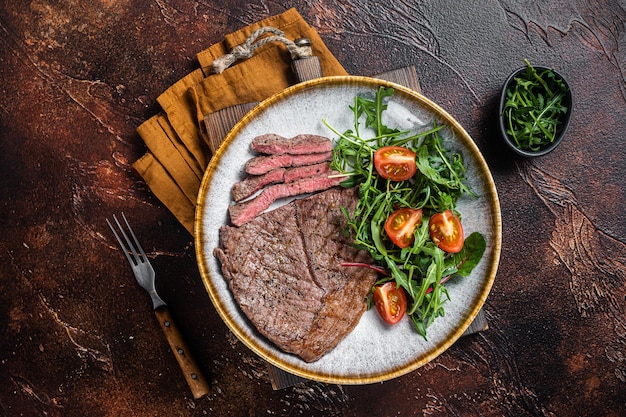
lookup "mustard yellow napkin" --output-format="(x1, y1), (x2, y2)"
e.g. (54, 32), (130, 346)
(133, 8), (348, 233)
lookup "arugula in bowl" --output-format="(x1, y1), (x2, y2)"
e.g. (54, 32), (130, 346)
(499, 59), (572, 156)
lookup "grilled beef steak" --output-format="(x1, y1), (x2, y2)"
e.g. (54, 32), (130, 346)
(283, 162), (331, 183)
(228, 172), (344, 226)
(214, 187), (378, 362)
(231, 168), (286, 202)
(244, 151), (332, 175)
(250, 133), (332, 155)
(232, 162), (331, 202)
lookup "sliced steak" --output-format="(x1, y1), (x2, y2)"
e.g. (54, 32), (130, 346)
(214, 187), (378, 362)
(232, 162), (332, 202)
(283, 162), (331, 183)
(232, 168), (286, 202)
(245, 151), (332, 175)
(244, 154), (292, 175)
(251, 134), (333, 155)
(228, 172), (344, 226)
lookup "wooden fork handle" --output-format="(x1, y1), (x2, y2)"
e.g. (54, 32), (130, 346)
(154, 306), (210, 399)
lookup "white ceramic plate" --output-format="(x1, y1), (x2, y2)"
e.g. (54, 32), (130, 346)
(195, 76), (501, 384)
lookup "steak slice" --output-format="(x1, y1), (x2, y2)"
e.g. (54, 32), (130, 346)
(232, 162), (331, 202)
(283, 162), (331, 183)
(214, 187), (378, 362)
(250, 134), (333, 155)
(245, 151), (332, 175)
(231, 168), (286, 202)
(244, 154), (292, 175)
(228, 172), (344, 226)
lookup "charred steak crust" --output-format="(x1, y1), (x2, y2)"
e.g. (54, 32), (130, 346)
(214, 187), (378, 362)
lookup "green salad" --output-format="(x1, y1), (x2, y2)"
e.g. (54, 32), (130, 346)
(325, 86), (486, 338)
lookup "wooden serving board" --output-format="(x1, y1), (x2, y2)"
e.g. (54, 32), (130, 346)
(204, 64), (488, 389)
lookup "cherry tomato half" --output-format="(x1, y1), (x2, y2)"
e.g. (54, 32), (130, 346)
(373, 282), (407, 325)
(428, 209), (464, 253)
(373, 146), (417, 181)
(384, 208), (423, 249)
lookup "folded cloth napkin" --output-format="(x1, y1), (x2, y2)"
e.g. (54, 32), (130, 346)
(133, 8), (348, 233)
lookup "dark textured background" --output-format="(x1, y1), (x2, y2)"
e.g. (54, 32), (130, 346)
(1, 1), (625, 416)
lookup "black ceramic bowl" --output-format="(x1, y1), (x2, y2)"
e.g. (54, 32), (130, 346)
(498, 64), (573, 157)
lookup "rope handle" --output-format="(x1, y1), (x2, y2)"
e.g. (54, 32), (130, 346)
(212, 26), (313, 74)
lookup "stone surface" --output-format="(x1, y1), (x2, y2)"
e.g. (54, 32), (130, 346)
(1, 1), (625, 416)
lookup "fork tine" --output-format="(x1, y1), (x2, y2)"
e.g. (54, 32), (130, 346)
(119, 213), (149, 264)
(107, 216), (133, 267)
(107, 213), (138, 266)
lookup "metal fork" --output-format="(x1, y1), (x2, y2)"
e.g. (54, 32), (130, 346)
(107, 213), (210, 399)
